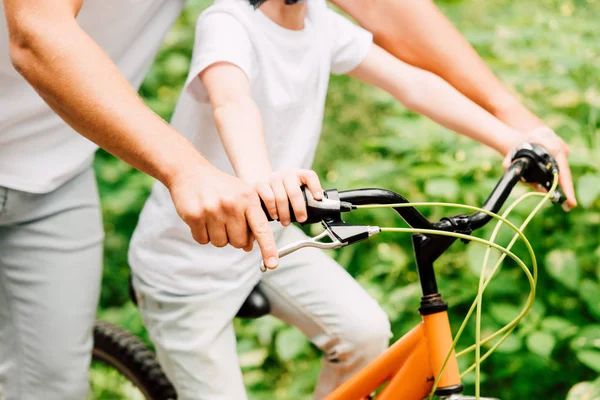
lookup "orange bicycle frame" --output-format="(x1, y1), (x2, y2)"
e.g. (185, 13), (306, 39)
(325, 227), (468, 399)
(325, 309), (461, 400)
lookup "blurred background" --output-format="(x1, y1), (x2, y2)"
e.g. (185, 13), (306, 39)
(91, 0), (600, 398)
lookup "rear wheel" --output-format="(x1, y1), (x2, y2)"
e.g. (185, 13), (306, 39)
(90, 320), (177, 400)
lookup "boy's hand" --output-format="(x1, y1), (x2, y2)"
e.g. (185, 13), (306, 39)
(254, 169), (324, 226)
(503, 126), (576, 208)
(168, 163), (279, 269)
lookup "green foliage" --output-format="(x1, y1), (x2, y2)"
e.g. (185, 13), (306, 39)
(567, 376), (600, 400)
(94, 0), (600, 398)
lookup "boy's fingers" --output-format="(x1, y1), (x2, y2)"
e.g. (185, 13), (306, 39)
(255, 182), (278, 220)
(283, 175), (307, 223)
(556, 152), (577, 207)
(271, 179), (290, 226)
(300, 170), (323, 200)
(246, 205), (278, 269)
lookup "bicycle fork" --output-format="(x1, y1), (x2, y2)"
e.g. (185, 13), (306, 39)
(414, 234), (499, 400)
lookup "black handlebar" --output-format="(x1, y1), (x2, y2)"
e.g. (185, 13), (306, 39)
(261, 143), (562, 235)
(338, 188), (435, 230)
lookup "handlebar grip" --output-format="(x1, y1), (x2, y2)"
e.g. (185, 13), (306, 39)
(260, 199), (298, 223)
(510, 142), (558, 191)
(259, 186), (344, 225)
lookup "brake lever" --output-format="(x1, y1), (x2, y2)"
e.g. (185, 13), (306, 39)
(260, 222), (381, 272)
(260, 229), (346, 272)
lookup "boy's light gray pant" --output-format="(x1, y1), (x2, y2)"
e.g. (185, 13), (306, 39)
(0, 168), (104, 400)
(134, 225), (392, 400)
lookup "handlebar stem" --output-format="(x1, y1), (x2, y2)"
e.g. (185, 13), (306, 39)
(466, 158), (529, 230)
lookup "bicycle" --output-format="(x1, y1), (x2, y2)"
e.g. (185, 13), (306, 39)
(91, 142), (564, 399)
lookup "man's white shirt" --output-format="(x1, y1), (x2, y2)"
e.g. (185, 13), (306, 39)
(0, 0), (184, 193)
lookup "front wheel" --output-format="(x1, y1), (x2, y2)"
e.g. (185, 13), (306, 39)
(90, 320), (177, 400)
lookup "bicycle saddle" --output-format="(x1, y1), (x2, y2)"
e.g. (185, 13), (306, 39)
(236, 283), (271, 319)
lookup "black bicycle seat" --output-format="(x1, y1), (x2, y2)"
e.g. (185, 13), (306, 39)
(236, 283), (271, 319)
(128, 276), (270, 319)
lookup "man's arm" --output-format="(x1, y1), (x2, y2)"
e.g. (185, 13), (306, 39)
(333, 0), (576, 207)
(2, 0), (279, 268)
(332, 0), (541, 131)
(350, 46), (522, 156)
(350, 45), (577, 206)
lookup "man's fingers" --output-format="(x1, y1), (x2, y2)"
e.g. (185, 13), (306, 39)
(242, 231), (255, 252)
(206, 218), (229, 248)
(224, 212), (249, 249)
(502, 153), (511, 170)
(246, 205), (278, 269)
(283, 175), (307, 223)
(556, 152), (577, 208)
(300, 170), (323, 200)
(191, 222), (209, 245)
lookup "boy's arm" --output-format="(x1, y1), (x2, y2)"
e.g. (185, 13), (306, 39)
(332, 0), (542, 132)
(349, 46), (576, 206)
(200, 63), (323, 227)
(201, 63), (272, 188)
(3, 0), (279, 266)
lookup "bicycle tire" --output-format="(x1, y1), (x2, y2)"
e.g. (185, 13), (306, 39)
(92, 320), (177, 400)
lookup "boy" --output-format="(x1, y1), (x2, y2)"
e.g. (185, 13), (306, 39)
(129, 0), (534, 398)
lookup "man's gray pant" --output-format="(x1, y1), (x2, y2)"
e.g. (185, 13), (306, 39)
(0, 168), (104, 400)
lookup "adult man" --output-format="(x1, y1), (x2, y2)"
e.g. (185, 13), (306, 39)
(0, 0), (574, 399)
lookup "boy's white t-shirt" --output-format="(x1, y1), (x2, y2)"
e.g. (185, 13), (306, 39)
(129, 0), (373, 294)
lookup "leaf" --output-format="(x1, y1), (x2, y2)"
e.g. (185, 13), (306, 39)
(549, 90), (582, 108)
(239, 348), (269, 369)
(567, 377), (600, 400)
(545, 249), (580, 291)
(275, 328), (310, 362)
(540, 316), (579, 340)
(577, 174), (600, 209)
(163, 53), (191, 77)
(254, 316), (285, 347)
(467, 243), (502, 278)
(494, 334), (522, 354)
(526, 331), (556, 358)
(424, 178), (460, 201)
(585, 88), (600, 108)
(580, 279), (600, 319)
(489, 303), (522, 325)
(570, 325), (600, 351)
(577, 350), (600, 373)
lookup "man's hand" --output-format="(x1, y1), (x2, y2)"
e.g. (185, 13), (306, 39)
(503, 127), (577, 208)
(168, 163), (279, 269)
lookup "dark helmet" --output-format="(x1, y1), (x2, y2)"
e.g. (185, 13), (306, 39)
(250, 0), (303, 8)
